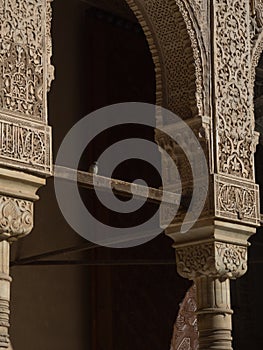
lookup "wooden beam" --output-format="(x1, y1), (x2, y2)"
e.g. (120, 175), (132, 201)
(54, 165), (180, 205)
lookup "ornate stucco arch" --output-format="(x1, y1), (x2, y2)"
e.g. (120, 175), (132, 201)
(125, 0), (207, 121)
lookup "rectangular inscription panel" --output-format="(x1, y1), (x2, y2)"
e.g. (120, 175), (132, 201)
(0, 113), (52, 175)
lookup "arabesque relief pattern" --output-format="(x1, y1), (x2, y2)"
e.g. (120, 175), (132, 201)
(214, 0), (255, 180)
(127, 0), (205, 120)
(211, 0), (261, 226)
(0, 0), (53, 176)
(171, 285), (198, 350)
(0, 0), (52, 121)
(176, 242), (248, 280)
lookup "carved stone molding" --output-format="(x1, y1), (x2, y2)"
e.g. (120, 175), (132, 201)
(176, 241), (248, 280)
(215, 174), (260, 225)
(186, 0), (208, 40)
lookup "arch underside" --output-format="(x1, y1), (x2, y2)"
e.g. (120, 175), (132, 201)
(125, 0), (206, 122)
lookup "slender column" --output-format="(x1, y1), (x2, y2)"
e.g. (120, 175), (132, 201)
(195, 276), (232, 350)
(169, 222), (256, 349)
(0, 1), (54, 346)
(155, 0), (261, 347)
(0, 242), (10, 348)
(0, 0), (54, 347)
(0, 169), (45, 348)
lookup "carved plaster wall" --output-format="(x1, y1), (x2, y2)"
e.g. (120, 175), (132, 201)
(212, 0), (260, 225)
(0, 0), (53, 176)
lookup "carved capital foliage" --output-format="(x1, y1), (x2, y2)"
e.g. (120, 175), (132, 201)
(176, 242), (248, 280)
(0, 196), (33, 242)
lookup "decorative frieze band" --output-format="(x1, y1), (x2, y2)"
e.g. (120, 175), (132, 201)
(215, 174), (260, 225)
(0, 113), (52, 175)
(176, 241), (248, 280)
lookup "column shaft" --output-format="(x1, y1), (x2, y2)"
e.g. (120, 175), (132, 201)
(0, 241), (10, 349)
(195, 276), (232, 350)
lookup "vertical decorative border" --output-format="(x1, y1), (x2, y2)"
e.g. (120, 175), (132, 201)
(213, 0), (255, 180)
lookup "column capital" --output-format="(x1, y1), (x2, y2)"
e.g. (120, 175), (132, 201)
(0, 168), (45, 242)
(168, 220), (256, 281)
(175, 240), (248, 280)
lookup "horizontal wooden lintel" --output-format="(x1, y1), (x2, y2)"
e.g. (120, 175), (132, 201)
(54, 165), (180, 205)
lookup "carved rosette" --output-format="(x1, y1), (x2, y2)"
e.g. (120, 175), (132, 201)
(0, 0), (53, 176)
(0, 196), (33, 241)
(176, 242), (248, 280)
